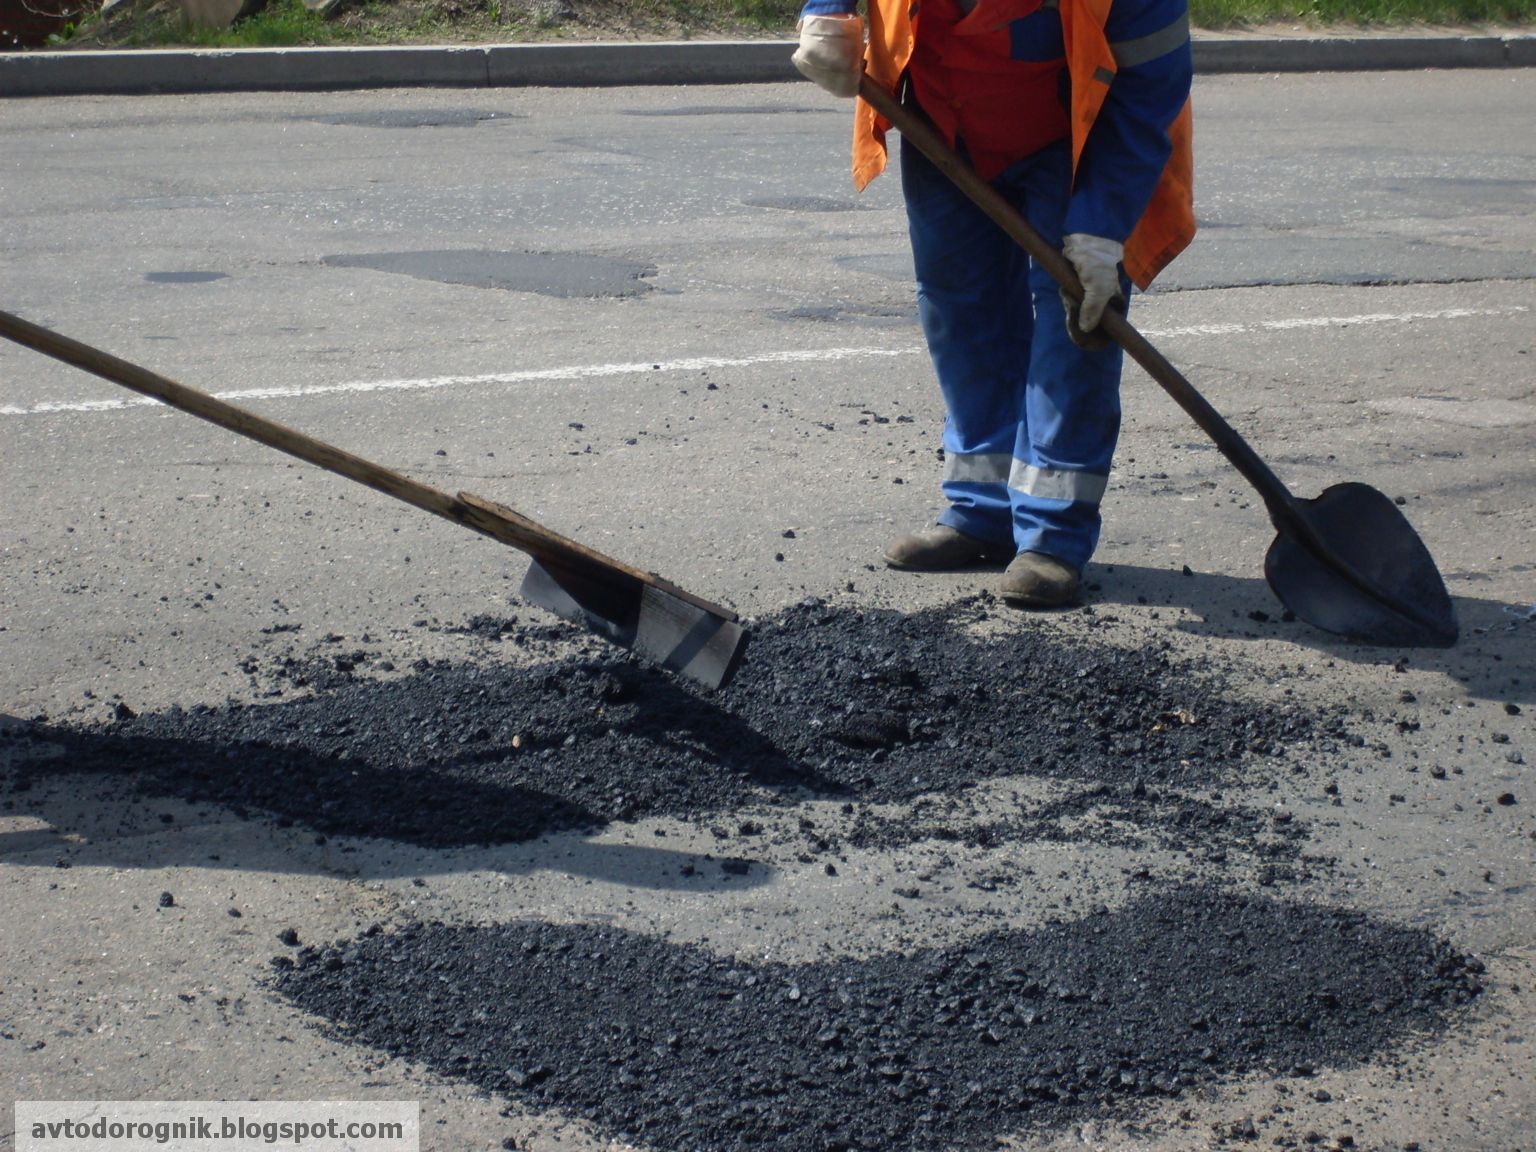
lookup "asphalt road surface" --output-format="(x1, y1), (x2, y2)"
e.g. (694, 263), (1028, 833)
(2, 72), (1534, 1152)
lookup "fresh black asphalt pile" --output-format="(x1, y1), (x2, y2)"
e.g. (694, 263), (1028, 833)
(13, 597), (1338, 856)
(5, 596), (1480, 1149)
(275, 888), (1482, 1152)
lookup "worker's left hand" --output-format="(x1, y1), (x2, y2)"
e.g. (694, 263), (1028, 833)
(1061, 233), (1125, 350)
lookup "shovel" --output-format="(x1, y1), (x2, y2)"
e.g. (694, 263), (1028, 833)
(858, 77), (1458, 649)
(0, 309), (750, 689)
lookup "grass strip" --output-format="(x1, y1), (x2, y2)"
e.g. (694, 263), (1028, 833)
(38, 0), (1536, 52)
(1191, 0), (1536, 26)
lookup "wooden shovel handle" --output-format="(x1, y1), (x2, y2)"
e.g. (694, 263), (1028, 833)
(0, 308), (735, 622)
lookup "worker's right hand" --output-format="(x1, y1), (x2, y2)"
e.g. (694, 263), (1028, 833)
(1061, 233), (1126, 351)
(791, 14), (865, 98)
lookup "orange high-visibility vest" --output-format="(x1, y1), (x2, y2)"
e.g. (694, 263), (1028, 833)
(854, 0), (1195, 288)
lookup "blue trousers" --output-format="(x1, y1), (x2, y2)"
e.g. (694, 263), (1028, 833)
(901, 134), (1128, 572)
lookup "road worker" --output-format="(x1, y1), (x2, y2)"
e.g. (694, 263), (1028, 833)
(792, 0), (1195, 606)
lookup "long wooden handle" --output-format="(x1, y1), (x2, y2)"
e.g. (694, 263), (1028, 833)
(0, 307), (731, 618)
(857, 76), (1308, 533)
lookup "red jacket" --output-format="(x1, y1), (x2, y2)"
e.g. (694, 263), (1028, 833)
(854, 0), (1195, 288)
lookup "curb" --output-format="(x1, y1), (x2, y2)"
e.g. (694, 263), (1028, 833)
(1194, 33), (1527, 72)
(1, 34), (1532, 97)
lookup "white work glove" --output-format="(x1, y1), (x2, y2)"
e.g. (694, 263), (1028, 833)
(1061, 233), (1126, 350)
(791, 14), (864, 99)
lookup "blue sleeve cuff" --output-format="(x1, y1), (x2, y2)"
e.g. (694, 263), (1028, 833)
(799, 0), (857, 15)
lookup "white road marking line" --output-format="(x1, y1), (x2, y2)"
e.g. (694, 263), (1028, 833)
(1146, 305), (1528, 340)
(2, 305), (1526, 418)
(0, 347), (921, 417)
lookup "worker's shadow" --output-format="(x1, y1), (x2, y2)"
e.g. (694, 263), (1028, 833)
(1090, 562), (1533, 693)
(0, 796), (775, 895)
(0, 677), (804, 892)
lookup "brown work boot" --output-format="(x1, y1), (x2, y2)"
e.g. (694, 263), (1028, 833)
(999, 551), (1081, 608)
(884, 525), (1001, 571)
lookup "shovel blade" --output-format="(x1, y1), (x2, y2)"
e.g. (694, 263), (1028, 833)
(520, 559), (749, 691)
(1264, 482), (1457, 648)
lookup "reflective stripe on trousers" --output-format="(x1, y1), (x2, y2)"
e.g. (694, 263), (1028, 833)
(901, 134), (1125, 571)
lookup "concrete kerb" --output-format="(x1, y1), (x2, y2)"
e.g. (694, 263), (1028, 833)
(0, 39), (804, 96)
(1194, 34), (1520, 72)
(0, 33), (1533, 97)
(0, 44), (494, 94)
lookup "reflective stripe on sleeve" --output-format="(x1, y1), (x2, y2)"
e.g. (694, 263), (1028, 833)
(1009, 462), (1109, 504)
(944, 452), (1013, 486)
(1109, 9), (1190, 69)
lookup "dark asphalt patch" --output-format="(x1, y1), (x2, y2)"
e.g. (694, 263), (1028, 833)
(275, 887), (1483, 1151)
(144, 271), (229, 284)
(13, 599), (1334, 864)
(321, 250), (657, 298)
